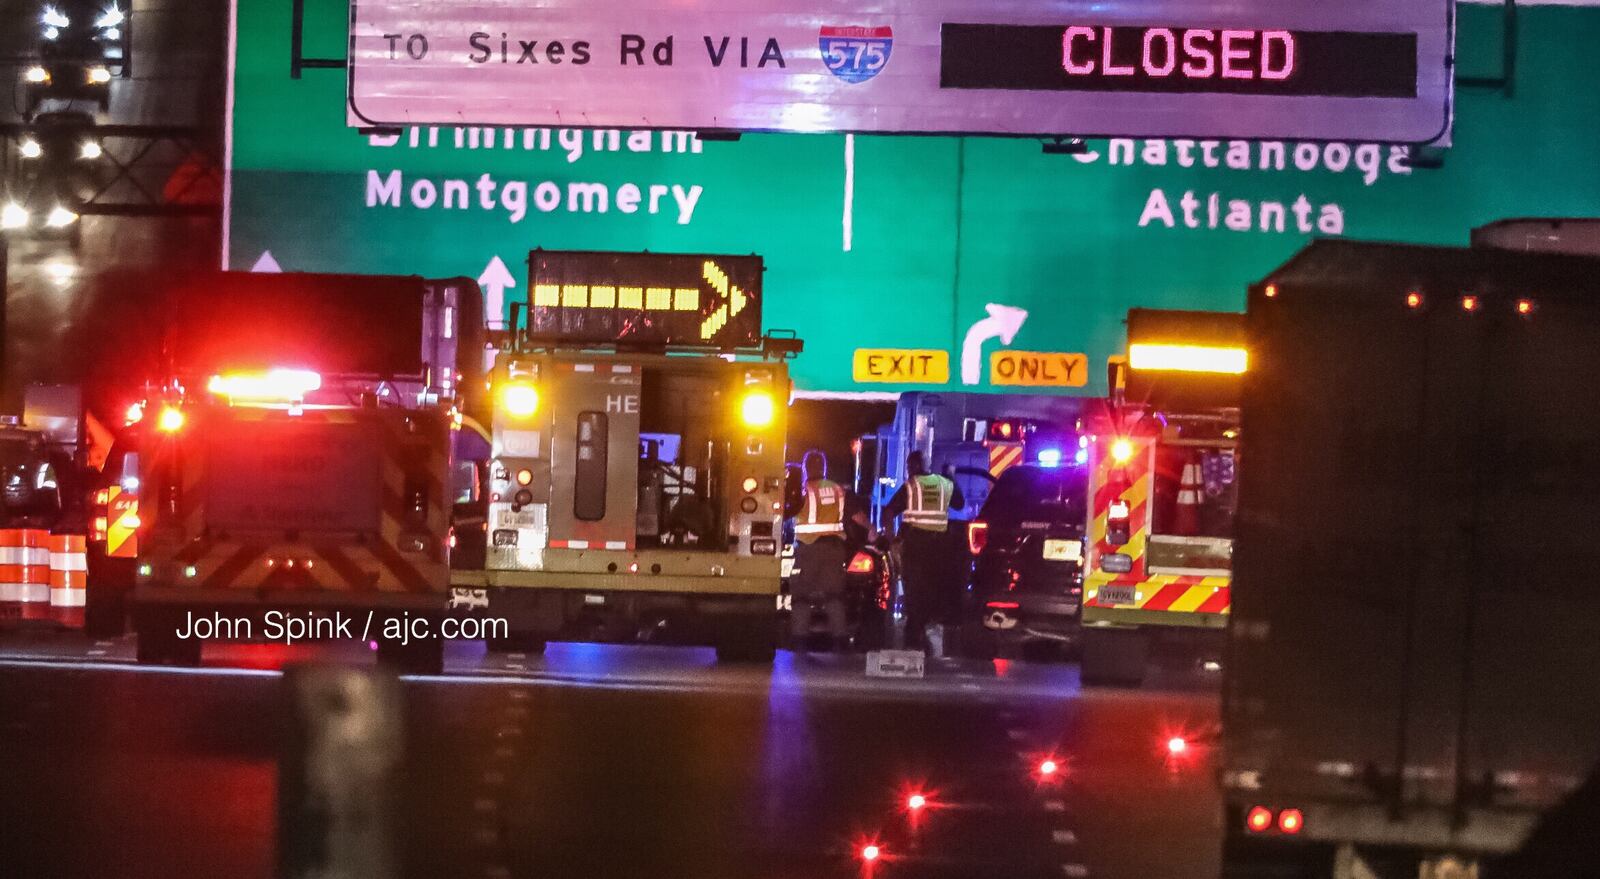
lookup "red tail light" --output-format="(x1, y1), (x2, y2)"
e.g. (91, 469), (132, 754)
(847, 552), (874, 574)
(1278, 809), (1304, 834)
(1245, 806), (1273, 833)
(967, 521), (989, 555)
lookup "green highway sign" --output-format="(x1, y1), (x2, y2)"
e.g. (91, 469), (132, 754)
(228, 0), (1600, 396)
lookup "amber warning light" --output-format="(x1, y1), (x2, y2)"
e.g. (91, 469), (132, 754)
(1128, 343), (1248, 375)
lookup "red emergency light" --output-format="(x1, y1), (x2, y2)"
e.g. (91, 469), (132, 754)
(207, 368), (322, 401)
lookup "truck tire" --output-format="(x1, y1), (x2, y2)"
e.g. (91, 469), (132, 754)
(485, 632), (547, 655)
(1079, 626), (1149, 687)
(135, 611), (201, 666)
(715, 625), (776, 664)
(377, 635), (444, 676)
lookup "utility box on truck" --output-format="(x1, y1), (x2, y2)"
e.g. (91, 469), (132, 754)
(1222, 240), (1600, 876)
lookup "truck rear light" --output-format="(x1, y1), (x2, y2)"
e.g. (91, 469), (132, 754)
(847, 552), (874, 574)
(986, 601), (1019, 609)
(967, 521), (988, 555)
(156, 406), (185, 433)
(1245, 806), (1273, 833)
(1277, 809), (1304, 834)
(91, 516), (108, 541)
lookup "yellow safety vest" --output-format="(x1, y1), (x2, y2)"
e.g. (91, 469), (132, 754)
(795, 479), (846, 543)
(902, 474), (953, 532)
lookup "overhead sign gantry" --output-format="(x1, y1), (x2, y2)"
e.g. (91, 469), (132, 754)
(346, 0), (1454, 143)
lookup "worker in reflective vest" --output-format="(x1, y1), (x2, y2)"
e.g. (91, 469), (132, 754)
(882, 451), (964, 651)
(790, 450), (850, 648)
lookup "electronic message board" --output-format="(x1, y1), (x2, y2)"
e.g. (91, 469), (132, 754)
(348, 0), (1454, 144)
(525, 251), (763, 348)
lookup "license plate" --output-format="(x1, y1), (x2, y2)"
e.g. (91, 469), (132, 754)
(1042, 539), (1082, 562)
(1096, 585), (1138, 605)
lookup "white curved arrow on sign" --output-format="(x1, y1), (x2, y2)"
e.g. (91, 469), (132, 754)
(960, 303), (1029, 385)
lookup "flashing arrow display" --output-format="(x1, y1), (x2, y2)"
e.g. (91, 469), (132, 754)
(525, 250), (764, 348)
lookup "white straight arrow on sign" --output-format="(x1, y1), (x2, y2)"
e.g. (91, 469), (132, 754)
(961, 303), (1029, 385)
(477, 255), (516, 327)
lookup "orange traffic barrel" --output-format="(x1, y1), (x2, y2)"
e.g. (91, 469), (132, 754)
(0, 528), (54, 622)
(49, 532), (88, 629)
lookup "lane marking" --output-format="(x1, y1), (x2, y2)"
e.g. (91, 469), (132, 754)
(482, 770), (506, 785)
(1063, 865), (1089, 877)
(493, 746), (517, 760)
(1044, 800), (1066, 812)
(474, 828), (498, 845)
(507, 663), (526, 671)
(473, 798), (498, 813)
(1052, 829), (1078, 844)
(1006, 729), (1027, 741)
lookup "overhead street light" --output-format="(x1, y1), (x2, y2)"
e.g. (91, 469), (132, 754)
(1, 203), (29, 230)
(97, 6), (125, 28)
(42, 7), (71, 28)
(45, 205), (79, 228)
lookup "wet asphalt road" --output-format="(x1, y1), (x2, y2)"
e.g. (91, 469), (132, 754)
(0, 634), (1222, 879)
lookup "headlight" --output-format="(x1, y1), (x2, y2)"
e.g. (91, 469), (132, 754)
(739, 391), (775, 428)
(88, 66), (113, 84)
(0, 203), (28, 230)
(500, 382), (539, 418)
(24, 66), (50, 84)
(45, 206), (78, 228)
(19, 139), (43, 159)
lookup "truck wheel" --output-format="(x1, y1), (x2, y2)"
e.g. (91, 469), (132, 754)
(486, 632), (547, 655)
(377, 635), (444, 676)
(1079, 626), (1149, 687)
(715, 625), (776, 664)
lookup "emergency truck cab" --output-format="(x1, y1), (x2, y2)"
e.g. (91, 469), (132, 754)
(1080, 309), (1243, 686)
(451, 250), (797, 662)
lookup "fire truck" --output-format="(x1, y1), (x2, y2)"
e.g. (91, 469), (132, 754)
(448, 250), (798, 662)
(1079, 309), (1243, 686)
(129, 272), (481, 673)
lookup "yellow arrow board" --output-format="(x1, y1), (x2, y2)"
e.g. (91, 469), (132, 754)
(853, 349), (949, 384)
(990, 351), (1088, 387)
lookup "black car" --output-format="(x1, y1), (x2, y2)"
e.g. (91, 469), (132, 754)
(962, 462), (1088, 658)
